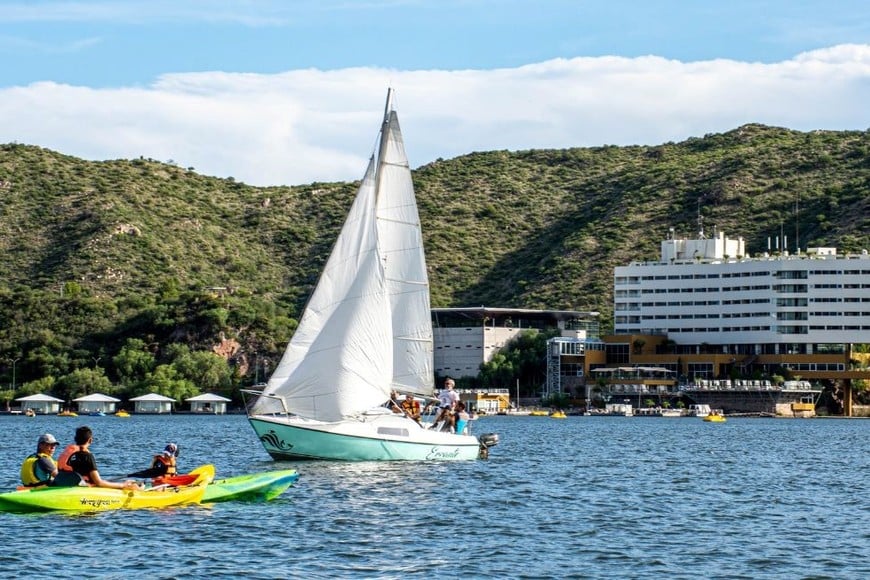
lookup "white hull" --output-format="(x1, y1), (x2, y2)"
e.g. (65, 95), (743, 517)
(688, 404), (712, 418)
(249, 411), (483, 461)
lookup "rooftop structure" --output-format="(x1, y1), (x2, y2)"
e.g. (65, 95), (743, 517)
(432, 307), (599, 379)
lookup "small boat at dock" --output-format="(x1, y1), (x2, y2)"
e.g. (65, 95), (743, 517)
(703, 411), (726, 422)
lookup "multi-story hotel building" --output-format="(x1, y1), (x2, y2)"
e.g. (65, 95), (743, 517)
(607, 226), (870, 414)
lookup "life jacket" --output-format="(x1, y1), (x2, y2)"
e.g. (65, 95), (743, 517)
(401, 399), (420, 416)
(63, 446), (94, 484)
(151, 454), (177, 476)
(56, 444), (78, 472)
(20, 452), (57, 487)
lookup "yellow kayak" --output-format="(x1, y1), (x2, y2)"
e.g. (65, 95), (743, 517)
(0, 465), (214, 513)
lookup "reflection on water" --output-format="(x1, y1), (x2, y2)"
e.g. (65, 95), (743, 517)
(1, 414), (868, 578)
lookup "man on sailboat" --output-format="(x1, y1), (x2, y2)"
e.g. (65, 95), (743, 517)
(431, 378), (459, 431)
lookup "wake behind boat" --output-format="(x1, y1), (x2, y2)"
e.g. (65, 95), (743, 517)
(245, 90), (498, 461)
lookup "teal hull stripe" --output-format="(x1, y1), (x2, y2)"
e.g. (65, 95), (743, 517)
(249, 417), (479, 461)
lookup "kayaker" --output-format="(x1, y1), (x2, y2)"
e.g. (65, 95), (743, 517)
(127, 443), (179, 479)
(67, 426), (142, 490)
(155, 443), (179, 476)
(19, 433), (60, 487)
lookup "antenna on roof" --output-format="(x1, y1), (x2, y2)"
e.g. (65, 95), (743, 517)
(794, 190), (800, 254)
(696, 200), (705, 239)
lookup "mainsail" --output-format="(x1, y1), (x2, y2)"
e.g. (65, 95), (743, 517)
(255, 90), (434, 421)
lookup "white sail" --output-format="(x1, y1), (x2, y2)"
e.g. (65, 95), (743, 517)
(376, 110), (435, 398)
(255, 91), (433, 420)
(257, 156), (393, 421)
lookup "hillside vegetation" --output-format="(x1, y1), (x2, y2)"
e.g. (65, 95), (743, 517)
(0, 124), (867, 402)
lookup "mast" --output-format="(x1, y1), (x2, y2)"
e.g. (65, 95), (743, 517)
(374, 88), (394, 195)
(383, 88), (394, 124)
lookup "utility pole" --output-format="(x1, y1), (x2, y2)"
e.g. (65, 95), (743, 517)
(12, 357), (20, 391)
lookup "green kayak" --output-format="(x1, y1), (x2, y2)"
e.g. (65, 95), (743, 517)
(202, 469), (299, 503)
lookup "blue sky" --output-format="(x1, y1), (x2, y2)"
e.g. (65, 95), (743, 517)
(1, 0), (868, 185)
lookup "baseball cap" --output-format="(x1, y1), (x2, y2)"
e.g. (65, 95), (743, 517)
(38, 433), (59, 445)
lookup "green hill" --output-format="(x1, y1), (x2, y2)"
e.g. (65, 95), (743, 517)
(0, 124), (867, 400)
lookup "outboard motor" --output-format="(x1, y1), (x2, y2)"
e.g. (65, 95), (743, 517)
(478, 432), (499, 459)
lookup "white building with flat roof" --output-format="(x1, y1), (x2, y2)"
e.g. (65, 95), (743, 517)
(432, 307), (599, 378)
(613, 228), (870, 353)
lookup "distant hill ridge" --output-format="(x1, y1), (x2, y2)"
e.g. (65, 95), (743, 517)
(0, 124), (867, 385)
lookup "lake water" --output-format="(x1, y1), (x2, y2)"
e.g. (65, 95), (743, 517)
(1, 414), (867, 579)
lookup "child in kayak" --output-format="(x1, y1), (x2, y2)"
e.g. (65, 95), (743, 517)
(127, 443), (180, 481)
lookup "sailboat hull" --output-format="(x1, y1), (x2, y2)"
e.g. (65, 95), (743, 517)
(249, 413), (482, 461)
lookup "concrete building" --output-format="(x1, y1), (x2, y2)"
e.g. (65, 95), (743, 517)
(15, 393), (64, 415)
(186, 393), (231, 414)
(129, 393), (176, 414)
(73, 393), (121, 414)
(605, 226), (870, 415)
(614, 226), (869, 351)
(432, 307), (600, 379)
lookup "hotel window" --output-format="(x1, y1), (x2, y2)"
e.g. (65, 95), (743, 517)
(776, 271), (808, 279)
(688, 363), (713, 379)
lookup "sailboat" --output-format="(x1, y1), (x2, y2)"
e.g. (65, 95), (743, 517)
(245, 90), (498, 461)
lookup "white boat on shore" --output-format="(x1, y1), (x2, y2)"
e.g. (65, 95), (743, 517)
(605, 403), (634, 417)
(245, 90), (498, 461)
(498, 408), (532, 416)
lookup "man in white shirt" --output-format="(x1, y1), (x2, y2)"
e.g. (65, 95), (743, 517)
(432, 378), (459, 430)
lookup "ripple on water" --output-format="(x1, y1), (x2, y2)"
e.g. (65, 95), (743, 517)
(0, 415), (867, 578)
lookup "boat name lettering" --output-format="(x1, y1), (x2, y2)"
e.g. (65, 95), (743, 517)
(78, 498), (119, 508)
(426, 447), (461, 460)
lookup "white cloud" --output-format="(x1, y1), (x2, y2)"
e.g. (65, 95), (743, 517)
(1, 45), (868, 186)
